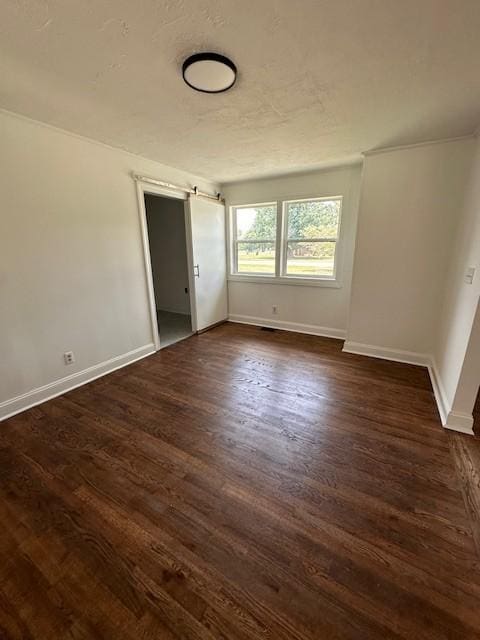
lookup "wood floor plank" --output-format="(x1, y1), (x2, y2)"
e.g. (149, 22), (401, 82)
(448, 432), (480, 559)
(1, 323), (480, 639)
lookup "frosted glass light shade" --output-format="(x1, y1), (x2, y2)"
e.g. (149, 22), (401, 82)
(182, 53), (237, 93)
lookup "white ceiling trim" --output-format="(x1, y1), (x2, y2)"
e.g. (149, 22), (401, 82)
(363, 133), (476, 157)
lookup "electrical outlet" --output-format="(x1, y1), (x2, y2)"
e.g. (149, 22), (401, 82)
(64, 351), (75, 365)
(272, 305), (278, 315)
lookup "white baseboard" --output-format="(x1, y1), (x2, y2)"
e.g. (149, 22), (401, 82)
(427, 359), (449, 425)
(228, 314), (346, 340)
(342, 343), (475, 436)
(427, 358), (474, 435)
(444, 411), (474, 435)
(3, 333), (475, 436)
(157, 307), (190, 316)
(342, 341), (430, 366)
(0, 344), (156, 422)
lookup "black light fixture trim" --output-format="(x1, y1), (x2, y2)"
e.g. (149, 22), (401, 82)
(182, 52), (237, 94)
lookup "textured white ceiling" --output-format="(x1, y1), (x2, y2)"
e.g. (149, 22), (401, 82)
(1, 1), (480, 182)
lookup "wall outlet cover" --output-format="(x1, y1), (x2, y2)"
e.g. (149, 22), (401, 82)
(64, 351), (75, 365)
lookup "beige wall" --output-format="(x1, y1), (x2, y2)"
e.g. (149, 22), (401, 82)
(145, 195), (190, 315)
(0, 109), (216, 416)
(433, 135), (480, 422)
(451, 305), (480, 415)
(346, 138), (474, 357)
(222, 164), (362, 336)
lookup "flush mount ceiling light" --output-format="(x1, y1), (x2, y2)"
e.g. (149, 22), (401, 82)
(182, 53), (237, 93)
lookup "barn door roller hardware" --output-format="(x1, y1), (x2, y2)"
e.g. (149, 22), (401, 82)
(133, 173), (223, 203)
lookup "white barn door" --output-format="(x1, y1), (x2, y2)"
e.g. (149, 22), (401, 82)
(188, 195), (228, 331)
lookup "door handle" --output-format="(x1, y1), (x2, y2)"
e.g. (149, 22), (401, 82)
(194, 264), (200, 278)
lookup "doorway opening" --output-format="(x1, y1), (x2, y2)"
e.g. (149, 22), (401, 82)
(144, 193), (193, 348)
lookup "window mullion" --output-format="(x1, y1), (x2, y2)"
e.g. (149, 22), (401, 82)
(275, 200), (282, 278)
(281, 200), (289, 277)
(235, 239), (275, 243)
(232, 207), (238, 274)
(287, 238), (338, 243)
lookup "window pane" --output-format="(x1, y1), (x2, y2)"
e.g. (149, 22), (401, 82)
(236, 205), (276, 240)
(286, 241), (335, 277)
(237, 242), (275, 274)
(287, 199), (341, 239)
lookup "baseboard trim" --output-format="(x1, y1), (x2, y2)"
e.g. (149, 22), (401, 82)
(427, 359), (449, 425)
(444, 411), (475, 435)
(0, 344), (156, 422)
(339, 342), (476, 436)
(342, 341), (430, 367)
(157, 307), (190, 316)
(197, 319), (228, 334)
(228, 315), (346, 340)
(426, 358), (475, 435)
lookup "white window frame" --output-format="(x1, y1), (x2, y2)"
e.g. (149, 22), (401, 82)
(281, 196), (342, 281)
(228, 195), (343, 288)
(231, 202), (278, 277)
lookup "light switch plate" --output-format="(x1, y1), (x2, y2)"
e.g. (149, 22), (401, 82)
(465, 267), (475, 285)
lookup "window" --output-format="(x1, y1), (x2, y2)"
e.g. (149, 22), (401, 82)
(232, 203), (277, 275)
(230, 196), (342, 285)
(283, 198), (341, 278)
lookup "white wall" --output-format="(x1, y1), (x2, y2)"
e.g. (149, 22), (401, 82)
(222, 164), (362, 337)
(433, 135), (480, 425)
(145, 195), (190, 315)
(450, 304), (480, 414)
(0, 109), (217, 417)
(346, 138), (474, 359)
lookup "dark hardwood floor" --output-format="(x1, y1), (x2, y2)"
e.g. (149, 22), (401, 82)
(1, 322), (480, 639)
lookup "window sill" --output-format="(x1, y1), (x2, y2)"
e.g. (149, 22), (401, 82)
(227, 275), (342, 288)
